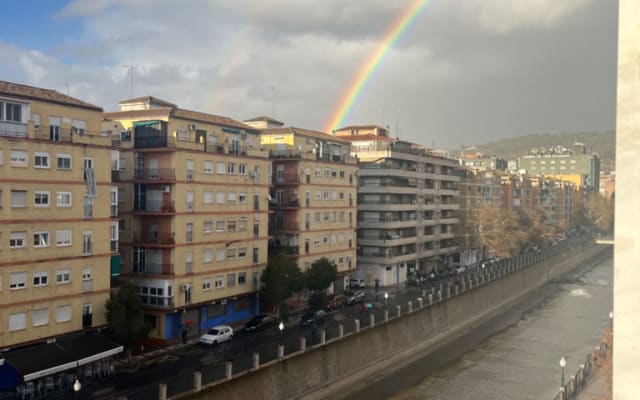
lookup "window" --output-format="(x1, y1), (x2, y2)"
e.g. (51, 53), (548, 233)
(216, 220), (225, 232)
(339, 170), (345, 178)
(203, 220), (213, 233)
(32, 308), (49, 327)
(11, 190), (27, 208)
(33, 271), (49, 287)
(239, 218), (248, 231)
(203, 248), (213, 263)
(56, 230), (72, 246)
(82, 267), (93, 291)
(315, 212), (321, 222)
(227, 192), (236, 203)
(10, 272), (27, 290)
(56, 305), (72, 323)
(72, 120), (86, 135)
(238, 272), (247, 285)
(1, 101), (23, 122)
(227, 273), (236, 287)
(203, 191), (213, 204)
(331, 169), (337, 177)
(214, 275), (224, 289)
(204, 161), (213, 173)
(228, 162), (236, 174)
(239, 163), (247, 175)
(238, 247), (247, 258)
(315, 168), (321, 176)
(185, 223), (193, 243)
(216, 248), (225, 261)
(227, 248), (236, 259)
(56, 154), (72, 170)
(203, 278), (212, 291)
(33, 231), (50, 247)
(34, 191), (50, 207)
(9, 313), (27, 332)
(82, 232), (92, 255)
(10, 232), (26, 249)
(34, 152), (50, 168)
(228, 220), (237, 232)
(216, 192), (225, 204)
(56, 192), (72, 207)
(10, 149), (27, 166)
(216, 161), (226, 174)
(339, 192), (345, 200)
(239, 193), (247, 203)
(56, 269), (71, 284)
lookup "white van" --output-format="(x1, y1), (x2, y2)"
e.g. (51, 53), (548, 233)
(349, 278), (366, 289)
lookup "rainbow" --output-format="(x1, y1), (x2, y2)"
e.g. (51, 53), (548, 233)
(324, 0), (430, 133)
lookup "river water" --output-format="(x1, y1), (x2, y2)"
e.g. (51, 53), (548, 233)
(352, 257), (613, 400)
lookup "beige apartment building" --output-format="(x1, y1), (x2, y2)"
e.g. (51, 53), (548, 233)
(257, 121), (358, 291)
(0, 81), (118, 350)
(334, 125), (460, 286)
(104, 97), (270, 341)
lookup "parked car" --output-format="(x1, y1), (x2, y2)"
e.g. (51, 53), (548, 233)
(326, 295), (348, 311)
(455, 265), (466, 274)
(346, 291), (365, 305)
(349, 278), (366, 289)
(199, 325), (233, 345)
(299, 310), (328, 327)
(242, 314), (277, 333)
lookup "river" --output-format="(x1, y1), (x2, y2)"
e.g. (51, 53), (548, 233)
(347, 257), (613, 400)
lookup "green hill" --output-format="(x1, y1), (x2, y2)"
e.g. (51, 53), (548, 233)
(471, 131), (616, 171)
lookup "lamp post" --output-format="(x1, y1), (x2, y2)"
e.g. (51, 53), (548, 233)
(384, 292), (389, 309)
(559, 356), (566, 388)
(278, 321), (284, 346)
(73, 377), (81, 399)
(609, 310), (613, 331)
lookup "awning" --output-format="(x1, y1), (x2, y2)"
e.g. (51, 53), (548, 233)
(133, 120), (161, 127)
(111, 255), (121, 277)
(3, 333), (123, 383)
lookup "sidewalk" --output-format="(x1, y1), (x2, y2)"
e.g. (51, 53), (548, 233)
(577, 373), (609, 400)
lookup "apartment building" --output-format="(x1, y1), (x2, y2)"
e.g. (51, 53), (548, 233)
(0, 81), (118, 349)
(334, 125), (460, 286)
(259, 125), (358, 291)
(104, 97), (270, 341)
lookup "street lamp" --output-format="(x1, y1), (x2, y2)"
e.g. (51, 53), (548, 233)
(278, 321), (284, 346)
(609, 310), (613, 331)
(559, 356), (566, 388)
(384, 292), (389, 308)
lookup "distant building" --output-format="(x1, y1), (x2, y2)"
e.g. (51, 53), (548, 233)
(599, 172), (615, 199)
(243, 116), (285, 130)
(334, 125), (460, 285)
(259, 125), (358, 291)
(104, 96), (271, 342)
(459, 152), (507, 171)
(518, 143), (600, 192)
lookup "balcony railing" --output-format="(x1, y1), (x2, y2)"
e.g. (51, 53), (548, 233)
(133, 262), (174, 275)
(132, 231), (175, 245)
(272, 245), (300, 255)
(0, 121), (27, 138)
(134, 200), (175, 213)
(139, 295), (174, 308)
(134, 168), (176, 181)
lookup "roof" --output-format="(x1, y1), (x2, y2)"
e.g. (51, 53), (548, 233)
(0, 80), (103, 111)
(104, 106), (258, 133)
(334, 124), (388, 132)
(337, 134), (395, 142)
(262, 126), (351, 144)
(244, 115), (284, 125)
(118, 96), (176, 107)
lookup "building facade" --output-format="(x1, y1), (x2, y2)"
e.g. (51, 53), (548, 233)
(518, 143), (601, 192)
(0, 81), (117, 348)
(334, 125), (460, 286)
(104, 97), (270, 341)
(259, 125), (358, 291)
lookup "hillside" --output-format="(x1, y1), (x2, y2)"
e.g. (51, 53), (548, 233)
(471, 131), (616, 171)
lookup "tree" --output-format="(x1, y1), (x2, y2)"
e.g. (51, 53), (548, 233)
(580, 193), (614, 233)
(520, 208), (557, 247)
(105, 283), (150, 349)
(260, 255), (304, 313)
(473, 205), (529, 257)
(304, 257), (337, 310)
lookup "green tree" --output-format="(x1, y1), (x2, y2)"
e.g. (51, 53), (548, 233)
(260, 255), (304, 313)
(304, 257), (337, 310)
(105, 283), (150, 348)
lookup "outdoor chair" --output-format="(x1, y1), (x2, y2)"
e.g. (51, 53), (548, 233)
(24, 382), (34, 399)
(83, 365), (93, 381)
(44, 377), (54, 394)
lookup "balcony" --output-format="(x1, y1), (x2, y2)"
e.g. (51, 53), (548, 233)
(132, 231), (175, 246)
(82, 313), (93, 328)
(272, 245), (300, 255)
(0, 121), (27, 138)
(270, 198), (300, 209)
(134, 168), (176, 181)
(139, 295), (174, 309)
(133, 262), (174, 275)
(133, 200), (175, 214)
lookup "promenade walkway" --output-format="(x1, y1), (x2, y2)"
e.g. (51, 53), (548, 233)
(576, 373), (609, 400)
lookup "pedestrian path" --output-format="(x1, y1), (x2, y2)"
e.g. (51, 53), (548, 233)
(576, 373), (609, 399)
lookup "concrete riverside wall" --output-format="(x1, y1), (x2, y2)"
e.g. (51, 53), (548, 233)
(174, 244), (611, 400)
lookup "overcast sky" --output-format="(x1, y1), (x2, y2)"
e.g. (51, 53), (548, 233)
(0, 0), (617, 149)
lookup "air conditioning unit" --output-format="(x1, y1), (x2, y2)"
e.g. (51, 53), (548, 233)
(240, 131), (247, 139)
(162, 185), (171, 193)
(189, 124), (197, 131)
